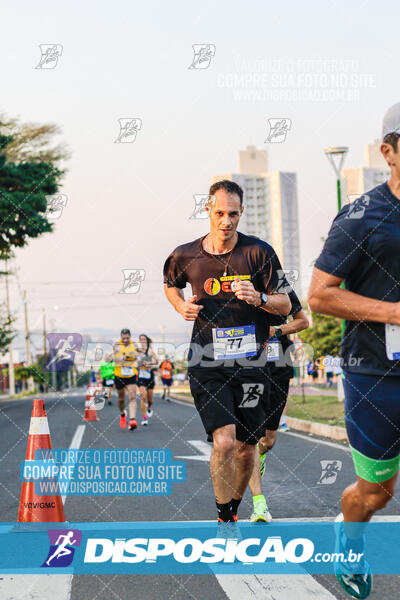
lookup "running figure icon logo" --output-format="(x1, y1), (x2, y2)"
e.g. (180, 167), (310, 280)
(114, 118), (142, 143)
(45, 194), (68, 220)
(317, 460), (342, 484)
(119, 269), (146, 294)
(188, 44), (216, 70)
(42, 529), (82, 568)
(45, 333), (83, 372)
(345, 195), (370, 219)
(239, 383), (264, 408)
(189, 194), (215, 219)
(265, 118), (291, 143)
(35, 44), (63, 69)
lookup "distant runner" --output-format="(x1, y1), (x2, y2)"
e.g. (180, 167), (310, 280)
(160, 357), (174, 401)
(136, 334), (158, 426)
(112, 328), (138, 430)
(100, 358), (115, 405)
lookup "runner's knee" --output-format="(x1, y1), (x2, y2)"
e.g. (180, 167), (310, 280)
(364, 486), (394, 512)
(213, 431), (235, 457)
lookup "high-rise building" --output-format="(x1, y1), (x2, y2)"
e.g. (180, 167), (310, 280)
(341, 140), (389, 202)
(238, 145), (268, 175)
(364, 139), (387, 169)
(341, 166), (389, 200)
(212, 146), (302, 296)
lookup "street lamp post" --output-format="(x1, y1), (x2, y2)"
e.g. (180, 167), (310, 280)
(324, 146), (349, 212)
(324, 146), (349, 401)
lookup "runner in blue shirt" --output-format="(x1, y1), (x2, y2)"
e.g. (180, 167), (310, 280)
(308, 103), (400, 599)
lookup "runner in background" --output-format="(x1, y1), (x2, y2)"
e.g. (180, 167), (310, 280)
(160, 356), (174, 401)
(248, 290), (309, 522)
(100, 358), (115, 405)
(113, 328), (138, 430)
(136, 334), (158, 426)
(323, 354), (334, 387)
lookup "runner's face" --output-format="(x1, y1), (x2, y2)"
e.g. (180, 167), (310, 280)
(139, 335), (147, 349)
(121, 333), (130, 345)
(208, 190), (243, 242)
(382, 140), (400, 177)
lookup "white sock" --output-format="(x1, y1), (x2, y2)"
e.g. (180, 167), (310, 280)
(280, 415), (287, 425)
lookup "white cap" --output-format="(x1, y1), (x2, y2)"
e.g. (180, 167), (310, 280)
(382, 102), (400, 139)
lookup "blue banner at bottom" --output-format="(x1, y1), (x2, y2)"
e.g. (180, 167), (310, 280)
(0, 521), (398, 574)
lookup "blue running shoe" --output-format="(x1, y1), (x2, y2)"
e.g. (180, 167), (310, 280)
(334, 514), (372, 599)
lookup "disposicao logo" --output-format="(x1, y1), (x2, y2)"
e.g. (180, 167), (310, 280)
(83, 535), (314, 564)
(42, 529), (82, 567)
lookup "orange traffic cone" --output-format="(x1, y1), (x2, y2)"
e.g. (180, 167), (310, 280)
(83, 383), (99, 421)
(17, 399), (66, 523)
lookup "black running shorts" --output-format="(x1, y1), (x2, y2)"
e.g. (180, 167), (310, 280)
(114, 375), (137, 390)
(188, 367), (269, 445)
(262, 365), (291, 431)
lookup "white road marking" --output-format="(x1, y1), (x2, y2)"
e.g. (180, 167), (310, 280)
(283, 430), (351, 453)
(168, 397), (194, 407)
(215, 573), (337, 599)
(62, 424), (86, 503)
(0, 425), (86, 600)
(0, 573), (73, 600)
(176, 440), (212, 462)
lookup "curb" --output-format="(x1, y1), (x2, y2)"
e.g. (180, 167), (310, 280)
(170, 394), (348, 442)
(286, 417), (347, 442)
(170, 393), (194, 404)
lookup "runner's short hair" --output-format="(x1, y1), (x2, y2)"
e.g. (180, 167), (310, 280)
(209, 180), (243, 206)
(120, 328), (131, 335)
(383, 132), (399, 152)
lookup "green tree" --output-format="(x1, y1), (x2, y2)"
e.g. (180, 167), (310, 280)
(0, 302), (16, 354)
(0, 115), (68, 366)
(0, 115), (68, 259)
(299, 312), (341, 358)
(0, 115), (69, 164)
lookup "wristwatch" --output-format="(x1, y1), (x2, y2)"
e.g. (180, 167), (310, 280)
(274, 326), (283, 339)
(259, 292), (268, 307)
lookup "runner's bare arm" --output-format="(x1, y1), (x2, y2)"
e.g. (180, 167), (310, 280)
(270, 309), (309, 337)
(308, 267), (400, 324)
(232, 279), (291, 315)
(164, 284), (204, 321)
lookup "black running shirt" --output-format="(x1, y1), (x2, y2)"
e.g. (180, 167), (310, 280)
(315, 182), (400, 376)
(163, 231), (288, 368)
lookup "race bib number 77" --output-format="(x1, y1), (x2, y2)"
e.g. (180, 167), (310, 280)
(212, 325), (257, 360)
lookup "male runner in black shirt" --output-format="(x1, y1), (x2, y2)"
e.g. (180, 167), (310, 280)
(163, 180), (291, 523)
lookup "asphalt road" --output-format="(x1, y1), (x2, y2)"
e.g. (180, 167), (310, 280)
(0, 388), (399, 599)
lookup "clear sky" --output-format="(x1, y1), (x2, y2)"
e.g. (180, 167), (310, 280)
(0, 0), (398, 355)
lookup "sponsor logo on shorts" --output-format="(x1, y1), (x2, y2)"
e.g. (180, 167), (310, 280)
(375, 468), (392, 476)
(204, 278), (221, 295)
(239, 383), (264, 408)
